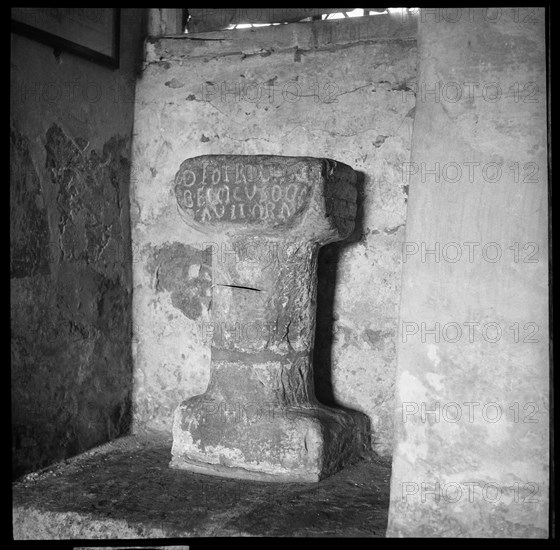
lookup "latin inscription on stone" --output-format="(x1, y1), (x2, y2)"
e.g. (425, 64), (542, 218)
(175, 157), (313, 226)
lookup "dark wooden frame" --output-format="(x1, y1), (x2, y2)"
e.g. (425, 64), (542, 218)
(11, 8), (120, 69)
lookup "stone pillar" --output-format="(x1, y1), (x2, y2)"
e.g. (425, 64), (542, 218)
(387, 8), (549, 537)
(170, 155), (370, 481)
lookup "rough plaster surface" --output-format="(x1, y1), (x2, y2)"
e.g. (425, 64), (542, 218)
(13, 434), (391, 538)
(131, 14), (417, 459)
(386, 8), (549, 537)
(10, 9), (145, 478)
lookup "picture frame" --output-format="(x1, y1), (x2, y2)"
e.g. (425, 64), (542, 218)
(11, 8), (120, 69)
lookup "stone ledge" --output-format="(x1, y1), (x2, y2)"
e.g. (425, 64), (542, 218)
(145, 13), (418, 64)
(13, 433), (391, 539)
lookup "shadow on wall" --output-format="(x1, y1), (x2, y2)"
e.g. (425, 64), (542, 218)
(10, 124), (136, 480)
(11, 8), (147, 480)
(313, 172), (369, 429)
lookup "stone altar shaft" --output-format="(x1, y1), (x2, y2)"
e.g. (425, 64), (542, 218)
(170, 155), (369, 481)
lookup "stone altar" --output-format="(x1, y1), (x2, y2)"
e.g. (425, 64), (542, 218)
(170, 155), (370, 482)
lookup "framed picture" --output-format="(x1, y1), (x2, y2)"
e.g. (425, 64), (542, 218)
(11, 8), (120, 69)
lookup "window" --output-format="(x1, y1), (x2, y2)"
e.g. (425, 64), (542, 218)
(184, 8), (419, 33)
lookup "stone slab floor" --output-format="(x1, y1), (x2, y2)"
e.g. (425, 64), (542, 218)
(13, 433), (391, 538)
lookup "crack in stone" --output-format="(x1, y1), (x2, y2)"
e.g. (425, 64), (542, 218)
(216, 284), (262, 292)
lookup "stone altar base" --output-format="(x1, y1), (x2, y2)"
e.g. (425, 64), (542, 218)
(171, 399), (371, 482)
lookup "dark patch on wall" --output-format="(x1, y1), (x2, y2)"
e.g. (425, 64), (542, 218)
(10, 127), (51, 278)
(146, 242), (212, 320)
(391, 81), (414, 92)
(373, 135), (388, 148)
(165, 78), (185, 88)
(383, 224), (404, 235)
(11, 123), (134, 480)
(363, 329), (393, 351)
(402, 184), (409, 200)
(45, 124), (131, 271)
